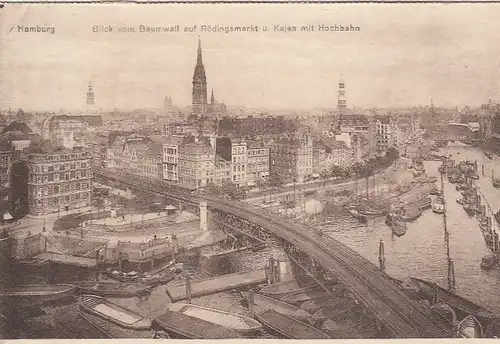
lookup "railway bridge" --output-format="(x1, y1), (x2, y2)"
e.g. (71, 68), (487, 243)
(425, 123), (480, 144)
(94, 168), (453, 338)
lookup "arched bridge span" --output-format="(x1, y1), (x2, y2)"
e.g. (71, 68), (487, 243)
(94, 168), (452, 338)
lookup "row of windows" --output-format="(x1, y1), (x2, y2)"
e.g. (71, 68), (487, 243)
(29, 169), (91, 184)
(31, 161), (89, 173)
(30, 182), (90, 196)
(42, 152), (89, 161)
(247, 149), (268, 156)
(30, 193), (90, 205)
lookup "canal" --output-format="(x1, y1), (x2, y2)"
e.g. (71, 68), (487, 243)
(323, 143), (500, 312)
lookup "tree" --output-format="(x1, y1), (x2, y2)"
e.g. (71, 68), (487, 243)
(269, 170), (285, 189)
(221, 181), (246, 200)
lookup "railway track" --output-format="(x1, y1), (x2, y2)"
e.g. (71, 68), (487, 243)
(207, 197), (452, 338)
(95, 171), (451, 337)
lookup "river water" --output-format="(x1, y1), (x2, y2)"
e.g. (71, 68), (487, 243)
(322, 144), (500, 312)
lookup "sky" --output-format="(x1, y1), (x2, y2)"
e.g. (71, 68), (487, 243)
(1, 4), (500, 111)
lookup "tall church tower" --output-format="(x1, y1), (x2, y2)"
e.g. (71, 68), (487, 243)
(337, 70), (346, 112)
(192, 39), (208, 115)
(86, 82), (95, 106)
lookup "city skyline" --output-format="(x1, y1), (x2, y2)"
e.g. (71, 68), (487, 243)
(2, 4), (500, 111)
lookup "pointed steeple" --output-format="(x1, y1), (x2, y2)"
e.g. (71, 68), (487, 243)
(211, 89), (215, 105)
(86, 81), (95, 106)
(197, 38), (203, 66)
(192, 38), (208, 114)
(337, 69), (346, 111)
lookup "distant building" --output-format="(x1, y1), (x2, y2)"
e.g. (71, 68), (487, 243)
(107, 135), (163, 180)
(246, 141), (270, 185)
(337, 71), (347, 113)
(162, 136), (185, 182)
(26, 147), (93, 216)
(270, 134), (313, 183)
(313, 137), (352, 173)
(214, 154), (232, 185)
(0, 144), (13, 200)
(215, 137), (247, 187)
(164, 95), (173, 108)
(178, 141), (215, 188)
(375, 115), (397, 152)
(87, 82), (95, 106)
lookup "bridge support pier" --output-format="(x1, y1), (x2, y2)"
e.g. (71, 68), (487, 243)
(199, 201), (208, 232)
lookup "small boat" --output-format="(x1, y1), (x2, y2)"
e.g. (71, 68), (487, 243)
(78, 295), (152, 330)
(0, 284), (77, 307)
(457, 315), (484, 338)
(391, 215), (407, 237)
(311, 308), (329, 324)
(78, 282), (151, 298)
(141, 271), (176, 287)
(104, 268), (139, 282)
(463, 203), (476, 217)
(481, 254), (497, 271)
(385, 209), (401, 226)
(456, 198), (464, 205)
(280, 286), (327, 304)
(152, 310), (241, 339)
(417, 197), (432, 210)
(241, 292), (312, 322)
(259, 280), (315, 297)
(300, 297), (330, 313)
(485, 151), (493, 160)
(493, 179), (500, 189)
(167, 303), (262, 335)
(494, 210), (500, 226)
(438, 166), (446, 174)
(401, 205), (422, 222)
(409, 277), (498, 321)
(429, 187), (439, 195)
(253, 308), (329, 339)
(349, 209), (367, 223)
(432, 197), (445, 214)
(470, 173), (480, 180)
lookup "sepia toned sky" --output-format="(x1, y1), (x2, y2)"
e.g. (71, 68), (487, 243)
(1, 4), (500, 111)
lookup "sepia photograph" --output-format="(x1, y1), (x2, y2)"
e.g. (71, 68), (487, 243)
(1, 2), (500, 340)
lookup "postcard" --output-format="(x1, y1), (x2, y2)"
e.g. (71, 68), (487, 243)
(1, 2), (500, 340)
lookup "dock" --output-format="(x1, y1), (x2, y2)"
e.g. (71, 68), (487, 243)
(166, 268), (266, 302)
(33, 252), (97, 268)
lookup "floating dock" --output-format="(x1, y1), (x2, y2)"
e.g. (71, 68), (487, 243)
(166, 269), (266, 302)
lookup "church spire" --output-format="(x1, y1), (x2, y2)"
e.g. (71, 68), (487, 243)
(337, 69), (346, 112)
(211, 89), (215, 105)
(86, 81), (94, 106)
(197, 38), (203, 66)
(192, 38), (208, 115)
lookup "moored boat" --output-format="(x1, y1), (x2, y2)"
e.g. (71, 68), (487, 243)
(280, 286), (328, 304)
(241, 292), (311, 322)
(391, 216), (407, 237)
(259, 280), (314, 298)
(104, 268), (139, 282)
(432, 197), (445, 214)
(409, 277), (498, 321)
(494, 210), (500, 226)
(152, 310), (241, 339)
(78, 282), (151, 298)
(485, 151), (493, 160)
(311, 308), (329, 324)
(253, 308), (329, 339)
(78, 295), (152, 330)
(300, 297), (329, 313)
(0, 284), (77, 307)
(140, 271), (176, 287)
(481, 254), (497, 271)
(167, 303), (262, 335)
(349, 209), (367, 223)
(457, 315), (483, 338)
(463, 203), (477, 217)
(416, 197), (432, 210)
(456, 198), (464, 205)
(385, 209), (401, 226)
(401, 205), (422, 222)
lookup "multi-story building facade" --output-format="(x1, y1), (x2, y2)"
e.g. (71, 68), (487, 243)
(375, 115), (393, 152)
(246, 141), (270, 185)
(26, 147), (93, 215)
(313, 138), (353, 173)
(162, 136), (185, 182)
(178, 141), (215, 188)
(214, 154), (232, 185)
(230, 139), (247, 186)
(106, 135), (163, 179)
(271, 135), (313, 183)
(0, 146), (13, 199)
